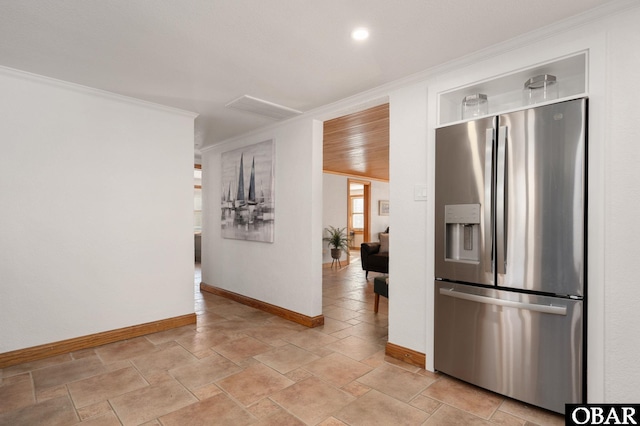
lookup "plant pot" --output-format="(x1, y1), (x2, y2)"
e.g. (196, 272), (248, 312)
(330, 248), (342, 259)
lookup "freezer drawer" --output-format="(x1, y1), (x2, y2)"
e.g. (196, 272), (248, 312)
(434, 281), (584, 414)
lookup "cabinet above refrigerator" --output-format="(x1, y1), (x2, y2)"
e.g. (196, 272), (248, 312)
(437, 51), (587, 127)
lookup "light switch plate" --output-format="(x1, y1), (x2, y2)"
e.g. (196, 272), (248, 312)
(414, 184), (428, 201)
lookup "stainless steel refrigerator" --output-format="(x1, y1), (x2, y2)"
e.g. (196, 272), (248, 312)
(434, 98), (587, 414)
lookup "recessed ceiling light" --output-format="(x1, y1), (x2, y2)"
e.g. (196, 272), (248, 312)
(351, 27), (369, 41)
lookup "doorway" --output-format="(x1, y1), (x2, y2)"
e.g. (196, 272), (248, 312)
(194, 164), (202, 263)
(348, 179), (370, 250)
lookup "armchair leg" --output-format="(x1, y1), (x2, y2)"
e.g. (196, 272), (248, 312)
(366, 270), (369, 279)
(374, 293), (380, 313)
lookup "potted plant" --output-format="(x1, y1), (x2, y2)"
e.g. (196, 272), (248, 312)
(323, 226), (351, 259)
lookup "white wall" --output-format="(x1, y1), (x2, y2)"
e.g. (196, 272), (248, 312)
(322, 173), (348, 264)
(370, 180), (390, 237)
(602, 6), (640, 403)
(388, 82), (429, 355)
(201, 119), (323, 318)
(322, 174), (389, 264)
(0, 67), (196, 353)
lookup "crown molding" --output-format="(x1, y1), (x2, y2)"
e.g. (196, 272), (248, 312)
(0, 65), (199, 119)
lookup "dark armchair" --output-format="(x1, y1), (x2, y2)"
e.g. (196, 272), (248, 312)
(360, 228), (389, 278)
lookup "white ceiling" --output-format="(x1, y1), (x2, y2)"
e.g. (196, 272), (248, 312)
(0, 0), (616, 154)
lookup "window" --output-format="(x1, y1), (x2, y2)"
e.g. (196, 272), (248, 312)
(194, 166), (202, 233)
(350, 196), (364, 230)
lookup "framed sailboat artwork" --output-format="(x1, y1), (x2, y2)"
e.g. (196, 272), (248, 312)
(220, 139), (275, 243)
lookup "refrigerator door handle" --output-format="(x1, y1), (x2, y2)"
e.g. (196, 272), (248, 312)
(496, 125), (507, 274)
(484, 128), (494, 273)
(439, 287), (568, 316)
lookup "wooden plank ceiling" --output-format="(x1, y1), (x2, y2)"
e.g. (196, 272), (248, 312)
(323, 103), (389, 181)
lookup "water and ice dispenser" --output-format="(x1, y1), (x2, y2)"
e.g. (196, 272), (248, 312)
(444, 204), (480, 263)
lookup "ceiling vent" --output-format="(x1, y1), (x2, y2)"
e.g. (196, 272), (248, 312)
(225, 95), (302, 120)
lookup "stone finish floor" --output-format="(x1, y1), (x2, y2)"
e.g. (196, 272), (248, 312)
(0, 256), (564, 425)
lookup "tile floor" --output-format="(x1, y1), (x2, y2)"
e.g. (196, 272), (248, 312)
(0, 256), (564, 425)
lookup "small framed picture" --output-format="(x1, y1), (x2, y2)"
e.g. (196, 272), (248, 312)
(378, 200), (389, 216)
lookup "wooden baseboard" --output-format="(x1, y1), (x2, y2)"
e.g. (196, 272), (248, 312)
(0, 313), (196, 369)
(200, 282), (324, 328)
(385, 342), (426, 368)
